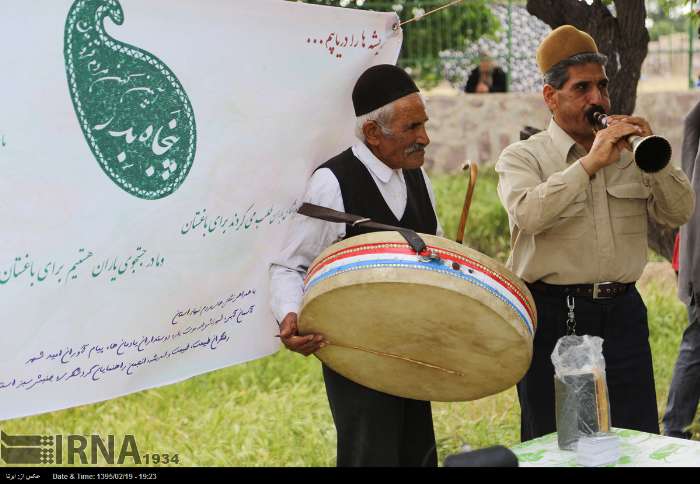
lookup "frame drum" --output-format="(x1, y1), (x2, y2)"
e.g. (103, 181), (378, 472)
(298, 231), (536, 402)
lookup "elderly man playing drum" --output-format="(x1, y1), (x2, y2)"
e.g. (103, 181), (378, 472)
(269, 64), (443, 467)
(496, 25), (694, 442)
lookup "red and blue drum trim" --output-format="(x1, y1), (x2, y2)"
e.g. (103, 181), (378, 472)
(304, 243), (535, 336)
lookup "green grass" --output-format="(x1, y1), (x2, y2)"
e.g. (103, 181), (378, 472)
(1, 172), (695, 467)
(644, 279), (691, 412)
(432, 166), (510, 262)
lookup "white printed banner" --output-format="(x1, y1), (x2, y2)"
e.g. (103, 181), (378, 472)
(0, 0), (401, 419)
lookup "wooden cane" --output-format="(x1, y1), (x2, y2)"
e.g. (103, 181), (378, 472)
(455, 161), (478, 244)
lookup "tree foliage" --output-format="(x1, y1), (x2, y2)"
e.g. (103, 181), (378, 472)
(647, 0), (695, 40)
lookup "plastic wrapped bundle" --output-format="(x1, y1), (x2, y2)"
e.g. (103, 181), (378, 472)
(551, 335), (611, 450)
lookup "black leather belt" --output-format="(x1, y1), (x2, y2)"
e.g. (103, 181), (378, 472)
(528, 281), (634, 299)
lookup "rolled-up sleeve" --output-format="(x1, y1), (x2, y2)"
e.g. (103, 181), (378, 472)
(496, 144), (590, 235)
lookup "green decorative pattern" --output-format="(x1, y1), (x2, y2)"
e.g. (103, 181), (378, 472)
(511, 428), (700, 467)
(64, 0), (196, 199)
(515, 449), (546, 463)
(649, 444), (683, 461)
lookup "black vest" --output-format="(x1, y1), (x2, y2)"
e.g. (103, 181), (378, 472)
(316, 148), (438, 239)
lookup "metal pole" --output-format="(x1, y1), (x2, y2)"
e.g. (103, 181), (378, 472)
(507, 0), (512, 91)
(690, 0), (695, 89)
(669, 27), (673, 78)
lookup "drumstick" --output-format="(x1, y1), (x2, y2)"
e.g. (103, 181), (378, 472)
(455, 161), (478, 244)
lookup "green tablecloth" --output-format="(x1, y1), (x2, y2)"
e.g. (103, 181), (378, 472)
(510, 428), (700, 467)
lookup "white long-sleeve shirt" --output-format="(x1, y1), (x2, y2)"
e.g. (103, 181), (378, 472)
(269, 142), (443, 322)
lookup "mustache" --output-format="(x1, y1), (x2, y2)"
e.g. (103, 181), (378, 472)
(405, 143), (426, 155)
(585, 104), (607, 124)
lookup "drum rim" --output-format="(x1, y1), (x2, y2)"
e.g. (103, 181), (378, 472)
(306, 232), (535, 318)
(304, 233), (537, 334)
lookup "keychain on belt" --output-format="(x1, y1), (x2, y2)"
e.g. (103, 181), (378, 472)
(566, 295), (576, 335)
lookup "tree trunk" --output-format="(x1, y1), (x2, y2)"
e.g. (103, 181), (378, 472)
(525, 0), (674, 261)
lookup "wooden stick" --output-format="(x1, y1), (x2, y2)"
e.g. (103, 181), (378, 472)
(455, 161), (478, 244)
(397, 0), (466, 28)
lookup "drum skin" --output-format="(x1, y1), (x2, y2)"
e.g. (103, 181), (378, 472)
(298, 231), (536, 402)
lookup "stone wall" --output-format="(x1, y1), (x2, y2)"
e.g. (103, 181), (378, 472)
(423, 90), (700, 173)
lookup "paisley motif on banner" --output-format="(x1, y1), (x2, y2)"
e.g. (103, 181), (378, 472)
(64, 0), (197, 200)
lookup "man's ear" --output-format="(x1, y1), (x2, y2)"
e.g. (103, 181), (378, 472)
(543, 84), (557, 113)
(363, 121), (382, 147)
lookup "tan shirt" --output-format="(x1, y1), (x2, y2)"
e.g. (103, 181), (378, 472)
(496, 118), (695, 284)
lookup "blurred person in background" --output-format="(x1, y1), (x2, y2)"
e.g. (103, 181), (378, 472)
(464, 50), (507, 93)
(663, 98), (700, 440)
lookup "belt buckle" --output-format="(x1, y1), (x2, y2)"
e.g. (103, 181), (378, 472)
(593, 282), (614, 300)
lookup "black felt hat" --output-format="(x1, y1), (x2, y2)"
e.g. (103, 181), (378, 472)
(352, 64), (419, 116)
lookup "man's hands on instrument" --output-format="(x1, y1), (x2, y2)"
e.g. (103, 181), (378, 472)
(605, 115), (653, 138)
(278, 312), (327, 356)
(581, 116), (649, 176)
